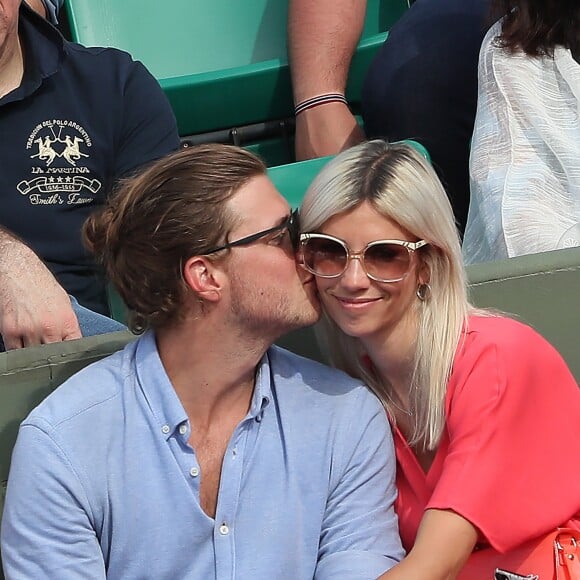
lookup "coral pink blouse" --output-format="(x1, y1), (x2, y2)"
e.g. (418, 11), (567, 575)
(393, 316), (580, 553)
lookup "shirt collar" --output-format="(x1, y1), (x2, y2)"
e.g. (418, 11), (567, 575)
(134, 331), (189, 440)
(134, 331), (272, 439)
(3, 3), (65, 104)
(249, 350), (272, 422)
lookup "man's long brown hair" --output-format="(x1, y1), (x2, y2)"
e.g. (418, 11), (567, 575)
(83, 144), (266, 332)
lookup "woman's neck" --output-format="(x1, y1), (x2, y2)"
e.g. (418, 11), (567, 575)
(361, 312), (418, 402)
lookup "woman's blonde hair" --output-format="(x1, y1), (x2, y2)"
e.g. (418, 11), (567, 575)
(300, 140), (479, 449)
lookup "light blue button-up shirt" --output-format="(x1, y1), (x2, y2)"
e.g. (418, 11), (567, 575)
(1, 332), (403, 579)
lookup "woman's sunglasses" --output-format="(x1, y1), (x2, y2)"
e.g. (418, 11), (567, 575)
(299, 233), (428, 283)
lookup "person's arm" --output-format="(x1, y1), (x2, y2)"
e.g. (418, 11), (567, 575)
(1, 424), (106, 578)
(0, 228), (81, 349)
(378, 509), (478, 579)
(288, 0), (366, 160)
(314, 389), (404, 579)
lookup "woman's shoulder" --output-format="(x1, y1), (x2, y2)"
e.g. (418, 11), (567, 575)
(464, 314), (540, 346)
(457, 314), (571, 374)
(456, 314), (573, 382)
(482, 19), (503, 48)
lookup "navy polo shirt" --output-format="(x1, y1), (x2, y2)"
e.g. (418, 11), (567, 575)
(0, 5), (179, 314)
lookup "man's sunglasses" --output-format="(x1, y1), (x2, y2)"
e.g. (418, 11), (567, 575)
(299, 233), (428, 283)
(205, 209), (300, 254)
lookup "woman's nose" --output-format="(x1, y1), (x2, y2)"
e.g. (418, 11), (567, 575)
(339, 256), (370, 289)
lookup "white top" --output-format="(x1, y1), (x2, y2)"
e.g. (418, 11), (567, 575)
(464, 20), (580, 264)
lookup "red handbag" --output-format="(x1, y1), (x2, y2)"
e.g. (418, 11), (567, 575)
(458, 528), (580, 580)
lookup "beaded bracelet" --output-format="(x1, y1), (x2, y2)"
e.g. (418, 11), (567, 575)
(294, 93), (348, 116)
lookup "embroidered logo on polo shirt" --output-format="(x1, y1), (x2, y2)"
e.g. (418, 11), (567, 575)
(17, 119), (102, 206)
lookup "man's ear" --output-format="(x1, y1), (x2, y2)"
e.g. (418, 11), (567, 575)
(182, 256), (223, 303)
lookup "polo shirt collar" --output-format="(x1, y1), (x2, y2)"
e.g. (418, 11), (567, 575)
(4, 2), (65, 103)
(134, 331), (271, 441)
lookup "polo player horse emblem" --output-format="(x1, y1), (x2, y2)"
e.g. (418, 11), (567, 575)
(30, 126), (89, 167)
(31, 136), (58, 166)
(63, 136), (89, 166)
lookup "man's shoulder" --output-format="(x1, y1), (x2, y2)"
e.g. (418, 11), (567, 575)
(25, 339), (139, 432)
(268, 345), (380, 406)
(63, 41), (147, 78)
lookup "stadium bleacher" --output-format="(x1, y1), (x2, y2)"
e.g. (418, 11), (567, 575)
(64, 0), (410, 165)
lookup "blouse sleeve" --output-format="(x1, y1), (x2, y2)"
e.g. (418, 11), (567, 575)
(427, 318), (580, 552)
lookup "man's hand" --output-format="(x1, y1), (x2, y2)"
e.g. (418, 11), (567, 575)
(0, 238), (81, 349)
(294, 102), (365, 161)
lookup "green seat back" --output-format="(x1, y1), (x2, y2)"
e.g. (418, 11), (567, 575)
(467, 246), (580, 378)
(64, 0), (409, 136)
(270, 156), (332, 208)
(268, 139), (430, 208)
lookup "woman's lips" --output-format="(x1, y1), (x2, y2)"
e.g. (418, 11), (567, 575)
(333, 295), (382, 309)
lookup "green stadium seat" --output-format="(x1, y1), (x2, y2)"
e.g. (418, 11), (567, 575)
(268, 139), (430, 208)
(466, 246), (580, 377)
(64, 0), (410, 139)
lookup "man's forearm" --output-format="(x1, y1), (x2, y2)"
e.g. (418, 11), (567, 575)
(288, 0), (367, 103)
(0, 225), (18, 245)
(0, 226), (32, 262)
(0, 226), (81, 349)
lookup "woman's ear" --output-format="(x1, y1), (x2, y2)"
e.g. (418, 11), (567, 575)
(417, 256), (431, 287)
(182, 256), (223, 303)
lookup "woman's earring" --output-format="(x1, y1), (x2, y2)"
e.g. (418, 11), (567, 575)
(416, 283), (432, 301)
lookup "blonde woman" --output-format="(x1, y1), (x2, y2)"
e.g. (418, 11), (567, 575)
(299, 140), (580, 578)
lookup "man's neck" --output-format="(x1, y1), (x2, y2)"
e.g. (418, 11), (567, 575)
(0, 34), (24, 99)
(156, 320), (269, 429)
(156, 319), (271, 520)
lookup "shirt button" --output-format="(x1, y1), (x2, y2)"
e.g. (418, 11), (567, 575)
(161, 425), (170, 434)
(219, 524), (230, 535)
(190, 467), (199, 477)
(179, 424), (187, 435)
